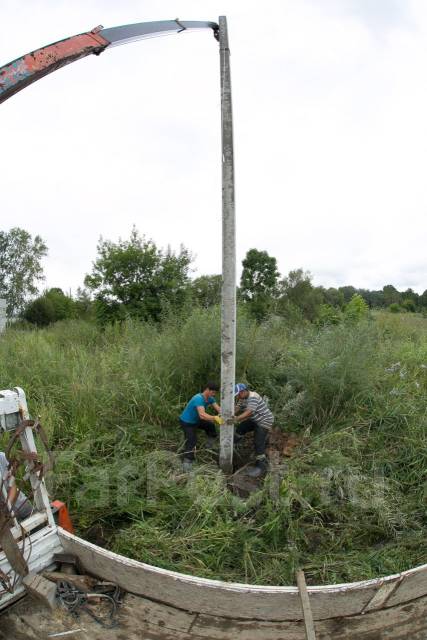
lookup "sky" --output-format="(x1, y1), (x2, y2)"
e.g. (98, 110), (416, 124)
(1, 0), (427, 295)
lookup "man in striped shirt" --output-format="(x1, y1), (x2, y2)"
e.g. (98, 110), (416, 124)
(234, 383), (274, 477)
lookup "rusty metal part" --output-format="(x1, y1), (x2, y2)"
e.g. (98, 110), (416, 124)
(0, 20), (219, 105)
(0, 566), (13, 593)
(6, 419), (54, 474)
(0, 30), (110, 104)
(0, 418), (53, 588)
(0, 493), (29, 578)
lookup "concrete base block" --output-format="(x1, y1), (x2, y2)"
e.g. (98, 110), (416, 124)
(23, 571), (57, 610)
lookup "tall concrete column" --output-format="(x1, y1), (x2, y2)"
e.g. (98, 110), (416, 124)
(218, 16), (236, 474)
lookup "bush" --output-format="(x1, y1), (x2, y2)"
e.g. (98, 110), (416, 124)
(23, 296), (56, 326)
(316, 304), (341, 326)
(23, 288), (77, 326)
(389, 303), (401, 314)
(401, 298), (416, 313)
(344, 294), (369, 322)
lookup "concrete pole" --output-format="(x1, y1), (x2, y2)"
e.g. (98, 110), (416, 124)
(218, 16), (236, 474)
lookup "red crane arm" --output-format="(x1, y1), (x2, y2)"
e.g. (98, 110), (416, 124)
(0, 27), (110, 104)
(0, 20), (218, 105)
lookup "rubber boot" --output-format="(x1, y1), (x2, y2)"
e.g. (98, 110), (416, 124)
(233, 433), (244, 450)
(247, 457), (268, 478)
(206, 436), (216, 450)
(182, 459), (193, 473)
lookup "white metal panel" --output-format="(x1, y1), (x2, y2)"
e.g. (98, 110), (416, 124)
(0, 526), (62, 610)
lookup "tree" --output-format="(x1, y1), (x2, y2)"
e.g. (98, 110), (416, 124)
(320, 287), (345, 309)
(191, 275), (222, 308)
(74, 287), (94, 319)
(240, 249), (280, 320)
(338, 286), (357, 304)
(278, 269), (323, 322)
(0, 227), (48, 316)
(419, 289), (427, 309)
(364, 289), (384, 308)
(84, 228), (192, 323)
(402, 288), (419, 310)
(344, 293), (369, 322)
(382, 284), (401, 307)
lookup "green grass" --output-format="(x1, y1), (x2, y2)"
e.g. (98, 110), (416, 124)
(0, 309), (426, 585)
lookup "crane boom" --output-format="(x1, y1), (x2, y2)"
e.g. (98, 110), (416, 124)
(0, 20), (218, 104)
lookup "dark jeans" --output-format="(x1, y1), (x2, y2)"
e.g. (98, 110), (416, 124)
(235, 419), (269, 459)
(180, 418), (217, 461)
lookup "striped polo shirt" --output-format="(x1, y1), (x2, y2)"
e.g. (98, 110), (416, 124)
(236, 391), (274, 430)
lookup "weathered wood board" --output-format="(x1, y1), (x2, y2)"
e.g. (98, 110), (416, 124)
(58, 528), (427, 626)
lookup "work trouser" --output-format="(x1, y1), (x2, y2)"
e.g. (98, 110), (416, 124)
(180, 418), (217, 461)
(235, 419), (270, 460)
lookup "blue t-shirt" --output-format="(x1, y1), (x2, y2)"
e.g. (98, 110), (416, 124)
(180, 393), (216, 424)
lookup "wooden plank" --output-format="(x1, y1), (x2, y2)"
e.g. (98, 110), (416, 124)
(43, 571), (97, 593)
(122, 593), (197, 634)
(385, 564), (427, 608)
(191, 595), (427, 639)
(3, 585), (427, 640)
(296, 570), (316, 640)
(361, 576), (403, 613)
(58, 528), (427, 623)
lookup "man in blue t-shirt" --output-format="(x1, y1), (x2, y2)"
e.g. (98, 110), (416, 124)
(179, 382), (221, 471)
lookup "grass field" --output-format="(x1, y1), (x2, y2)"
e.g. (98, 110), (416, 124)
(0, 309), (426, 585)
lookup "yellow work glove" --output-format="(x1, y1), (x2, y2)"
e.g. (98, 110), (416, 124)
(214, 415), (224, 426)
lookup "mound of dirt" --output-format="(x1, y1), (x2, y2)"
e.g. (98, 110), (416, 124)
(229, 428), (301, 497)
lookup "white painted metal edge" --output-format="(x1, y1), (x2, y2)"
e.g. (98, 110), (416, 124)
(0, 526), (62, 610)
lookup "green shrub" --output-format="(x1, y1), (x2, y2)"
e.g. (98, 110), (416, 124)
(389, 303), (401, 313)
(344, 293), (369, 322)
(23, 288), (77, 326)
(316, 304), (341, 326)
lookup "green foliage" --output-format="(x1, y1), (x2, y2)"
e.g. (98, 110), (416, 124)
(389, 303), (401, 314)
(383, 284), (401, 307)
(278, 269), (323, 322)
(24, 288), (77, 326)
(401, 298), (416, 313)
(338, 285), (357, 304)
(0, 227), (48, 316)
(317, 303), (341, 326)
(1, 311), (426, 585)
(23, 296), (55, 327)
(84, 228), (192, 324)
(240, 249), (280, 320)
(191, 275), (222, 308)
(320, 287), (345, 309)
(344, 293), (369, 322)
(74, 287), (94, 320)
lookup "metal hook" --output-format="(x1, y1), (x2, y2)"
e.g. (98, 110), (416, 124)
(175, 18), (187, 33)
